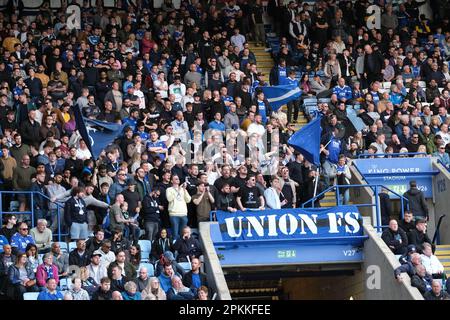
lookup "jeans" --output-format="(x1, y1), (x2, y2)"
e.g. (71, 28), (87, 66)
(70, 222), (89, 240)
(170, 215), (188, 240)
(144, 221), (159, 242)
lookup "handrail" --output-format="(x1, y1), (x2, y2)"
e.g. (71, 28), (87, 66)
(432, 215), (446, 245)
(357, 152), (427, 158)
(0, 191), (66, 242)
(437, 159), (450, 172)
(301, 184), (409, 232)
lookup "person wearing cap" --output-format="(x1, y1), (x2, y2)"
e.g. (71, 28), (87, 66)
(408, 219), (432, 254)
(381, 219), (408, 255)
(402, 180), (429, 221)
(433, 143), (450, 168)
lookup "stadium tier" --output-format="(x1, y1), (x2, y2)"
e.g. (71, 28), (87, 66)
(0, 0), (449, 302)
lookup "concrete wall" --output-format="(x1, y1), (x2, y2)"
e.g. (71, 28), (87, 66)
(432, 160), (450, 244)
(282, 271), (364, 300)
(363, 219), (424, 300)
(199, 222), (232, 300)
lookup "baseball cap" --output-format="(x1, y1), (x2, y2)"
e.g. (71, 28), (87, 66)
(407, 245), (417, 254)
(92, 250), (102, 257)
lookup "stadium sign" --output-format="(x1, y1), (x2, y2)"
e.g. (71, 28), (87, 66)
(216, 206), (363, 241)
(353, 158), (436, 198)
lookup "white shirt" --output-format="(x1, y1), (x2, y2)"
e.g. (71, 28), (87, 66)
(421, 254), (444, 275)
(247, 123), (266, 137)
(437, 130), (450, 146)
(134, 89), (146, 109)
(231, 34), (246, 53)
(153, 79), (168, 98)
(76, 148), (92, 160)
(169, 83), (186, 103)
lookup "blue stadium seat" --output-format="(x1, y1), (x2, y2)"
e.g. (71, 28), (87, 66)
(23, 292), (40, 300)
(68, 242), (77, 252)
(57, 242), (68, 253)
(138, 263), (155, 277)
(178, 262), (191, 272)
(138, 240), (151, 252)
(59, 278), (71, 290)
(139, 240), (152, 263)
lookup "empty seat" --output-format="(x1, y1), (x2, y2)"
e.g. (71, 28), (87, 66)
(59, 278), (71, 290)
(382, 81), (392, 89)
(178, 262), (192, 272)
(138, 240), (152, 253)
(57, 242), (68, 253)
(23, 292), (40, 300)
(68, 242), (77, 252)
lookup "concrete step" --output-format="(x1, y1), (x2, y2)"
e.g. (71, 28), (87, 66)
(435, 250), (450, 256)
(436, 245), (450, 250)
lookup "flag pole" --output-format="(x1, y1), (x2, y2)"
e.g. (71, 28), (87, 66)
(313, 166), (320, 198)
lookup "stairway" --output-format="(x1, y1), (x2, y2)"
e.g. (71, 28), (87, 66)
(248, 41), (272, 84)
(248, 40), (341, 208)
(435, 245), (450, 277)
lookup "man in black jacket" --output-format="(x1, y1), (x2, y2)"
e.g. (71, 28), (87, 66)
(182, 257), (208, 294)
(381, 219), (408, 255)
(20, 108), (41, 149)
(92, 277), (112, 300)
(64, 187), (88, 241)
(68, 239), (90, 267)
(410, 264), (433, 296)
(173, 226), (202, 263)
(398, 210), (415, 234)
(363, 44), (384, 84)
(85, 229), (105, 256)
(408, 219), (432, 253)
(403, 181), (429, 221)
(142, 190), (161, 242)
(379, 188), (392, 226)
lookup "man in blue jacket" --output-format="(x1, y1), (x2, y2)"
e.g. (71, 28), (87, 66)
(332, 77), (352, 103)
(37, 278), (63, 300)
(10, 222), (35, 254)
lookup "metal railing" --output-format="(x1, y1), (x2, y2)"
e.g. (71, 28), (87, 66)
(437, 159), (450, 173)
(0, 191), (67, 242)
(301, 184), (409, 232)
(357, 152), (428, 158)
(432, 215), (446, 246)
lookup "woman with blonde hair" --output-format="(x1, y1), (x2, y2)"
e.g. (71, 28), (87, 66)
(79, 266), (99, 297)
(141, 277), (166, 300)
(414, 145), (428, 157)
(430, 116), (442, 135)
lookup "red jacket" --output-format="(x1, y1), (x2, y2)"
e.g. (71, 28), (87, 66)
(36, 264), (59, 287)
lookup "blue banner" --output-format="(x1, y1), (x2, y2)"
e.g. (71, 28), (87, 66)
(287, 115), (322, 166)
(353, 158), (436, 198)
(215, 206), (363, 242)
(73, 105), (128, 159)
(260, 84), (302, 111)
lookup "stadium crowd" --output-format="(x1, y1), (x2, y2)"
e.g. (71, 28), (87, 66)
(0, 0), (449, 300)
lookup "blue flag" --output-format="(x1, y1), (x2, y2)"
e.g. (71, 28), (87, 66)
(288, 115), (322, 166)
(73, 105), (127, 159)
(260, 84), (302, 111)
